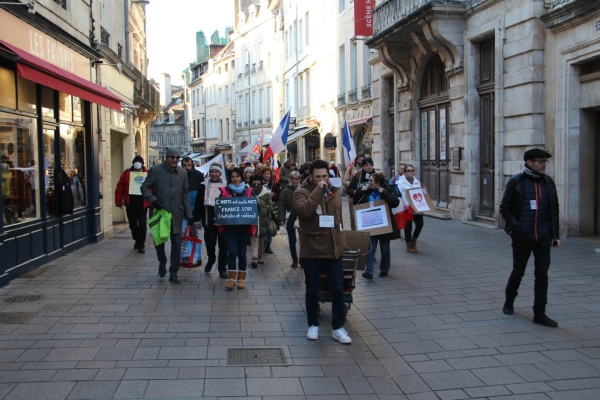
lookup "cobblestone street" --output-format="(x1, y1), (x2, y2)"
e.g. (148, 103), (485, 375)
(0, 214), (599, 399)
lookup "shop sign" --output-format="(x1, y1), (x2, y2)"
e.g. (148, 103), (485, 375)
(324, 136), (337, 149)
(287, 141), (298, 152)
(306, 134), (320, 148)
(0, 8), (90, 79)
(354, 0), (374, 37)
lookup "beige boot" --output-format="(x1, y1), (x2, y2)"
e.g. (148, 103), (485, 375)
(412, 239), (418, 252)
(237, 271), (247, 289)
(408, 242), (417, 253)
(225, 271), (237, 291)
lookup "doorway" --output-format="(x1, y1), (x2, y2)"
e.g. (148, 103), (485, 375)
(110, 131), (124, 223)
(595, 111), (600, 235)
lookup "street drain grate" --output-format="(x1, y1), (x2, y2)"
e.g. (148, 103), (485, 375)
(5, 295), (45, 303)
(0, 313), (34, 324)
(21, 265), (55, 279)
(228, 348), (286, 365)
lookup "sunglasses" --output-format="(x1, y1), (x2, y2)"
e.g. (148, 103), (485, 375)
(251, 183), (263, 188)
(405, 169), (415, 172)
(168, 155), (180, 160)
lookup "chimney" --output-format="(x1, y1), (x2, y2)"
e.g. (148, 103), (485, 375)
(160, 73), (172, 107)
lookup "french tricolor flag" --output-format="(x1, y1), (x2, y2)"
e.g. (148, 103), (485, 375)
(391, 179), (414, 230)
(342, 120), (356, 169)
(263, 111), (291, 161)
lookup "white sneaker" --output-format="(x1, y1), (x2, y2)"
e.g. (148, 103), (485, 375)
(307, 325), (319, 340)
(332, 328), (352, 344)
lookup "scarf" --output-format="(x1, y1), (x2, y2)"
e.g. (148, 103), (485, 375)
(523, 165), (542, 181)
(228, 182), (246, 194)
(369, 190), (381, 202)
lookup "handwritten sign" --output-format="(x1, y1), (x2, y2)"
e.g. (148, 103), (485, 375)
(129, 171), (147, 195)
(406, 186), (436, 213)
(214, 197), (259, 225)
(329, 177), (342, 187)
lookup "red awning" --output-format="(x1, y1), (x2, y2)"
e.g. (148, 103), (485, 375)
(0, 40), (122, 110)
(342, 116), (373, 127)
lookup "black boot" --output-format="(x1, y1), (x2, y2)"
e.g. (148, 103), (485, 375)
(204, 258), (215, 273)
(503, 301), (514, 315)
(169, 273), (181, 284)
(158, 262), (167, 278)
(219, 269), (228, 279)
(264, 243), (273, 254)
(533, 312), (558, 328)
(138, 245), (145, 254)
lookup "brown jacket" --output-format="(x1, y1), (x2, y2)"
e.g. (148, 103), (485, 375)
(293, 179), (346, 260)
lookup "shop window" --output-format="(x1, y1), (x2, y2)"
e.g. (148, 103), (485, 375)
(43, 128), (57, 216)
(1, 112), (40, 226)
(17, 77), (36, 114)
(60, 124), (86, 209)
(42, 86), (56, 120)
(59, 92), (73, 122)
(73, 96), (83, 123)
(0, 66), (16, 109)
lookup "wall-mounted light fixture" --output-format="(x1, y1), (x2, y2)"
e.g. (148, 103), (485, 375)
(91, 60), (123, 74)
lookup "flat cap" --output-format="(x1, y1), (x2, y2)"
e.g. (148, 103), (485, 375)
(524, 148), (552, 161)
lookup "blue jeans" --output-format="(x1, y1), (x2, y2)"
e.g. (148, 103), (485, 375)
(265, 233), (272, 244)
(303, 258), (345, 330)
(286, 226), (297, 256)
(365, 236), (390, 276)
(223, 230), (249, 272)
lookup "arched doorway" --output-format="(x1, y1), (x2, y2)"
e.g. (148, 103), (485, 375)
(354, 127), (372, 158)
(418, 55), (450, 208)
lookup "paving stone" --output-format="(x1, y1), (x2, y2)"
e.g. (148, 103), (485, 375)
(464, 384), (512, 397)
(300, 377), (346, 395)
(66, 380), (119, 399)
(51, 368), (98, 381)
(203, 378), (246, 396)
(113, 380), (148, 399)
(535, 360), (600, 380)
(471, 366), (526, 385)
(4, 381), (75, 400)
(143, 378), (204, 398)
(247, 378), (304, 396)
(420, 370), (484, 391)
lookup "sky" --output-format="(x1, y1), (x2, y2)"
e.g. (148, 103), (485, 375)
(146, 0), (235, 86)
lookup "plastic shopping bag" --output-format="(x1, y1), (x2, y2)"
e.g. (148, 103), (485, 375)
(180, 225), (203, 268)
(148, 208), (172, 246)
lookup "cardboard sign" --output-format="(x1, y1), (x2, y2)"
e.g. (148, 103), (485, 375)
(354, 200), (393, 236)
(214, 197), (259, 225)
(343, 230), (370, 271)
(406, 185), (436, 213)
(129, 171), (147, 195)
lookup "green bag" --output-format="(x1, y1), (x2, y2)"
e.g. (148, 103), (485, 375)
(148, 209), (172, 246)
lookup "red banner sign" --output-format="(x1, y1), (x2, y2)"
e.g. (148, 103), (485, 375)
(354, 0), (374, 37)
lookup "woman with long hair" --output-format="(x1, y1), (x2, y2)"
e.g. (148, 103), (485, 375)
(354, 172), (400, 279)
(218, 167), (256, 290)
(397, 164), (424, 253)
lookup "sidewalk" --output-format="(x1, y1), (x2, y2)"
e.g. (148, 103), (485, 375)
(0, 213), (599, 399)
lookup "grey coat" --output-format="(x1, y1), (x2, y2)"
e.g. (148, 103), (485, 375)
(141, 163), (193, 235)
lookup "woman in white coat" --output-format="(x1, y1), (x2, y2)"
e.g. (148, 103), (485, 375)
(396, 165), (424, 253)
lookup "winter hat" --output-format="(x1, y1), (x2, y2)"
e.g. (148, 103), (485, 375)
(524, 148), (551, 161)
(209, 163), (223, 174)
(165, 146), (180, 158)
(244, 167), (254, 175)
(132, 155), (144, 165)
(362, 157), (374, 166)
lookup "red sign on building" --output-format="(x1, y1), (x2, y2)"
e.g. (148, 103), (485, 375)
(354, 0), (374, 37)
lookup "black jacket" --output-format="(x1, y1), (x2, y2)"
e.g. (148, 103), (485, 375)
(500, 172), (560, 240)
(347, 169), (372, 198)
(353, 183), (401, 240)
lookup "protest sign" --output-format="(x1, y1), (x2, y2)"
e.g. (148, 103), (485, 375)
(129, 171), (147, 195)
(214, 197), (259, 225)
(354, 200), (392, 236)
(329, 177), (342, 187)
(406, 185), (436, 213)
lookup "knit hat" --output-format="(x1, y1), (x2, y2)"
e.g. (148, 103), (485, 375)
(524, 148), (551, 161)
(362, 157), (374, 166)
(244, 167), (254, 175)
(209, 163), (223, 174)
(132, 155), (144, 164)
(165, 146), (180, 158)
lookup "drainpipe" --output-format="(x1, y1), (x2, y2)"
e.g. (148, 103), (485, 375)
(496, 15), (506, 223)
(124, 0), (130, 66)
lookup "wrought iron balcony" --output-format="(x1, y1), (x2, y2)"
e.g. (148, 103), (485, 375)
(373, 0), (466, 37)
(348, 88), (358, 103)
(251, 120), (256, 126)
(238, 73), (243, 79)
(266, 117), (272, 123)
(361, 84), (372, 100)
(544, 0), (574, 10)
(237, 123), (242, 128)
(133, 67), (160, 112)
(259, 61), (264, 71)
(337, 93), (346, 106)
(258, 118), (263, 124)
(251, 66), (256, 74)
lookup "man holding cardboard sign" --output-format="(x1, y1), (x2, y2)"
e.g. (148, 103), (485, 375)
(294, 159), (351, 344)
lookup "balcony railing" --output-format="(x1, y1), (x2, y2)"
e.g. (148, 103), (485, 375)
(251, 66), (256, 74)
(361, 84), (372, 100)
(238, 73), (243, 79)
(544, 0), (574, 10)
(266, 117), (272, 123)
(259, 61), (264, 71)
(374, 0), (457, 36)
(251, 120), (256, 126)
(100, 26), (110, 45)
(133, 67), (160, 112)
(258, 118), (263, 124)
(337, 93), (346, 106)
(348, 88), (358, 103)
(53, 0), (66, 10)
(237, 123), (242, 128)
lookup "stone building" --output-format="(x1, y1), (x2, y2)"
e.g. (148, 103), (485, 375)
(149, 75), (187, 162)
(282, 0), (338, 165)
(231, 0), (284, 165)
(365, 0), (590, 235)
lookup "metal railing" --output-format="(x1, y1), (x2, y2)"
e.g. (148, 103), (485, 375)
(373, 0), (462, 36)
(133, 67), (160, 112)
(361, 84), (372, 100)
(544, 0), (574, 10)
(348, 88), (358, 103)
(337, 93), (346, 106)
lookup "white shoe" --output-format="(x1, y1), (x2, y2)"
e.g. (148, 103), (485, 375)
(307, 325), (319, 340)
(332, 328), (352, 344)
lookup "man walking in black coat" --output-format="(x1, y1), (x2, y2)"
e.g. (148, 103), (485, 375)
(500, 148), (560, 327)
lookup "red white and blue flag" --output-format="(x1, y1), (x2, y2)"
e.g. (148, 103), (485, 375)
(271, 157), (280, 182)
(342, 120), (357, 169)
(263, 111), (291, 160)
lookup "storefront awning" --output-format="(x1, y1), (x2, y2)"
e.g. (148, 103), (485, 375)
(237, 145), (251, 155)
(287, 126), (317, 143)
(0, 40), (123, 110)
(342, 117), (373, 127)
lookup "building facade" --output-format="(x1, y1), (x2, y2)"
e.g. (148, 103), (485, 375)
(0, 0), (126, 286)
(231, 0), (284, 165)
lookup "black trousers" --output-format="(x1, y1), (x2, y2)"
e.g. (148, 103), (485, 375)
(303, 257), (346, 330)
(204, 225), (228, 271)
(505, 238), (551, 313)
(404, 214), (424, 243)
(155, 232), (181, 274)
(126, 205), (147, 247)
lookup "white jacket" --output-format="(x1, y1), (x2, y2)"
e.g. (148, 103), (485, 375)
(396, 175), (423, 214)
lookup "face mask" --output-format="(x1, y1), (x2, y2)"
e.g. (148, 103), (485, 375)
(133, 162), (142, 170)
